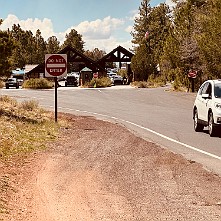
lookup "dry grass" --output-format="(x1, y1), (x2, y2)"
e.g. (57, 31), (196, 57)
(0, 95), (61, 215)
(0, 96), (59, 158)
(0, 81), (4, 89)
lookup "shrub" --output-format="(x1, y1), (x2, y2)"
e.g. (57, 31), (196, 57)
(22, 78), (53, 89)
(0, 80), (4, 88)
(131, 81), (149, 88)
(19, 100), (39, 111)
(148, 74), (167, 87)
(83, 77), (112, 88)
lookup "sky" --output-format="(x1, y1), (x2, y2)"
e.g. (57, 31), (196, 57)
(0, 0), (175, 52)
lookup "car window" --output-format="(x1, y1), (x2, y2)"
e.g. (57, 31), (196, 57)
(205, 83), (212, 97)
(8, 78), (16, 82)
(200, 82), (208, 95)
(214, 83), (221, 98)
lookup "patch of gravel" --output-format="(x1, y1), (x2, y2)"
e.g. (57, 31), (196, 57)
(1, 113), (221, 221)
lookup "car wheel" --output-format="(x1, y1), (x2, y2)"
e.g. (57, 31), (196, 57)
(208, 112), (217, 137)
(194, 109), (204, 132)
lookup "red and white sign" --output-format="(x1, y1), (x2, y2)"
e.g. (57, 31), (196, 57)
(93, 72), (98, 78)
(188, 70), (197, 78)
(45, 54), (67, 77)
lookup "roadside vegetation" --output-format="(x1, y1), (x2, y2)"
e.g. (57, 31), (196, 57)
(0, 96), (58, 158)
(83, 77), (112, 88)
(0, 95), (62, 214)
(22, 78), (53, 89)
(0, 80), (4, 88)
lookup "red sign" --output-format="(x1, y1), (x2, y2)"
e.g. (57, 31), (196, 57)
(188, 70), (197, 78)
(93, 72), (98, 78)
(45, 54), (67, 77)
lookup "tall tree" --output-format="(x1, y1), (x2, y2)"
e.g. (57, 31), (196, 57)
(10, 24), (27, 68)
(46, 36), (60, 54)
(131, 0), (151, 46)
(197, 0), (221, 78)
(131, 1), (171, 80)
(0, 26), (14, 77)
(33, 29), (47, 64)
(131, 0), (152, 80)
(62, 29), (84, 53)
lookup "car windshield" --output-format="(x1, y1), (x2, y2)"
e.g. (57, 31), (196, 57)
(8, 78), (16, 82)
(214, 83), (221, 98)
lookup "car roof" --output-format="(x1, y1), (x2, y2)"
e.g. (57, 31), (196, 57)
(204, 79), (221, 85)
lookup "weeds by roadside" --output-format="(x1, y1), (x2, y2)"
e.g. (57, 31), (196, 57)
(0, 96), (59, 157)
(22, 78), (53, 89)
(0, 95), (60, 215)
(0, 81), (4, 89)
(83, 77), (112, 88)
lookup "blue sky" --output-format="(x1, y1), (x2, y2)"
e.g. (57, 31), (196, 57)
(0, 0), (174, 52)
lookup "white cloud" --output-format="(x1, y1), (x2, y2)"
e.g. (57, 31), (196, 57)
(1, 14), (54, 40)
(0, 14), (131, 52)
(125, 25), (133, 33)
(72, 16), (124, 40)
(85, 37), (132, 52)
(165, 0), (177, 8)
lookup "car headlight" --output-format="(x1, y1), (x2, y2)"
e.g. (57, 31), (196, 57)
(214, 103), (221, 109)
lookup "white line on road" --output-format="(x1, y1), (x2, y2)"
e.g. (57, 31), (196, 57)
(47, 105), (221, 161)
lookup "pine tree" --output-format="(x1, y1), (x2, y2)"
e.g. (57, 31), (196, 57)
(62, 29), (84, 53)
(46, 36), (60, 54)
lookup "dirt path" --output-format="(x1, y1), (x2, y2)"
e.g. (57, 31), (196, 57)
(1, 114), (221, 220)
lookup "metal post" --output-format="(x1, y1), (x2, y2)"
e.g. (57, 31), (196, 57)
(54, 77), (58, 122)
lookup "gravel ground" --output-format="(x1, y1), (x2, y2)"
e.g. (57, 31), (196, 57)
(1, 113), (221, 221)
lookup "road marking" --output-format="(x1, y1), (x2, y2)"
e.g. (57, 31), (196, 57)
(47, 105), (221, 161)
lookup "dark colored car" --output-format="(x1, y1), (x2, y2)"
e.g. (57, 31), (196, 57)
(65, 75), (78, 87)
(5, 78), (19, 89)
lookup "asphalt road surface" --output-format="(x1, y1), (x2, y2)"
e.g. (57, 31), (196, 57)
(1, 85), (221, 175)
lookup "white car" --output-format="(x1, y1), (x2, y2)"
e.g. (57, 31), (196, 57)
(193, 79), (221, 136)
(111, 75), (123, 85)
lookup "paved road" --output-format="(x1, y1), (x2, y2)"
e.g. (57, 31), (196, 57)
(1, 85), (221, 175)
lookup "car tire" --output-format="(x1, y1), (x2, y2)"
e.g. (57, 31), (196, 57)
(208, 112), (217, 137)
(194, 109), (204, 132)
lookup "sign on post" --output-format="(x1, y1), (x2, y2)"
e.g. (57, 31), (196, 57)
(45, 54), (67, 77)
(45, 54), (67, 122)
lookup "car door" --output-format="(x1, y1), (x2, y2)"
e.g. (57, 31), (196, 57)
(200, 82), (212, 122)
(197, 82), (209, 121)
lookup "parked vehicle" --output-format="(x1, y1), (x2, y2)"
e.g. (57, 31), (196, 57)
(5, 78), (19, 89)
(65, 75), (78, 87)
(111, 75), (123, 85)
(193, 79), (221, 136)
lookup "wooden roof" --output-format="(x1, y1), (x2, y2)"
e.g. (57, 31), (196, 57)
(96, 45), (134, 64)
(27, 46), (104, 75)
(26, 45), (134, 76)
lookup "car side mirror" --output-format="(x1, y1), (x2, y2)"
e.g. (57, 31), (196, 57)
(202, 93), (211, 99)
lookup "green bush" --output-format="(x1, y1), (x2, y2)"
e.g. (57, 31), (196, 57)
(22, 78), (53, 89)
(84, 77), (112, 88)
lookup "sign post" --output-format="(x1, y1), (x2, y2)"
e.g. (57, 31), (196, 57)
(188, 70), (197, 92)
(45, 54), (67, 122)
